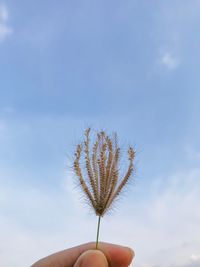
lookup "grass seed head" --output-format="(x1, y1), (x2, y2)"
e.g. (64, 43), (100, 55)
(73, 128), (135, 217)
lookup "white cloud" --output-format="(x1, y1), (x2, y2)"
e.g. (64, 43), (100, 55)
(0, 4), (8, 21)
(161, 52), (179, 70)
(191, 254), (200, 261)
(0, 4), (12, 42)
(176, 256), (200, 267)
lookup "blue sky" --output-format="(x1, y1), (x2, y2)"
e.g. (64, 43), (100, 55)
(0, 1), (200, 267)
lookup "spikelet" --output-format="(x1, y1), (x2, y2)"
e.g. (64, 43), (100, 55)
(73, 128), (135, 249)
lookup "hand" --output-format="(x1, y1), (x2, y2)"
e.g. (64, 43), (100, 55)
(31, 242), (135, 267)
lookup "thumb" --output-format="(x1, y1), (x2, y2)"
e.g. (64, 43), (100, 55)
(74, 250), (108, 267)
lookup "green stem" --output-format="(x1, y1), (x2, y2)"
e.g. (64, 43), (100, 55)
(95, 216), (101, 250)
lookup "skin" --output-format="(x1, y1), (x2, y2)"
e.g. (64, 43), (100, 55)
(31, 242), (135, 267)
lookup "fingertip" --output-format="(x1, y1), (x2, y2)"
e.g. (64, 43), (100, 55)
(124, 247), (135, 265)
(98, 243), (135, 267)
(124, 246), (135, 259)
(74, 250), (108, 267)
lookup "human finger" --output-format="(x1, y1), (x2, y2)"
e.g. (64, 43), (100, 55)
(31, 242), (134, 267)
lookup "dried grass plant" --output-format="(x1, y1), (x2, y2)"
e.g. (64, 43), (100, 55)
(73, 128), (135, 249)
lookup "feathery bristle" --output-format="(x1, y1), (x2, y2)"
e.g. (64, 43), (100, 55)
(73, 128), (135, 217)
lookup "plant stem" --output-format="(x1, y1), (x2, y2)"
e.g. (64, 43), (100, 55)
(95, 216), (101, 250)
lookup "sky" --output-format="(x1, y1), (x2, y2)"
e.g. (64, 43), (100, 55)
(0, 1), (200, 266)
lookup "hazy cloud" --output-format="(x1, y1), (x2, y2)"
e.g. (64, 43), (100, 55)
(173, 256), (200, 267)
(0, 4), (12, 42)
(160, 52), (179, 70)
(190, 254), (200, 261)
